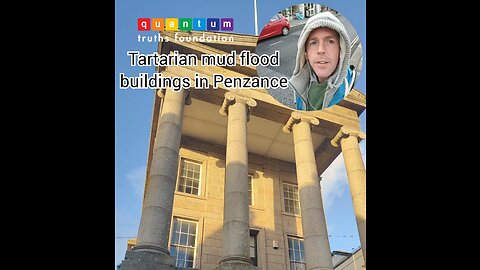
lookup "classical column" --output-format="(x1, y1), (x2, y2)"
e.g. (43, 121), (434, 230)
(217, 92), (258, 270)
(283, 112), (333, 270)
(331, 126), (366, 264)
(119, 89), (190, 270)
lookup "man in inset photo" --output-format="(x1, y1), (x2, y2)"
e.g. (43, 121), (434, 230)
(287, 11), (356, 111)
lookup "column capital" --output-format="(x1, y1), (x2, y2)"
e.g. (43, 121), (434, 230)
(330, 126), (366, 147)
(282, 112), (319, 133)
(156, 88), (191, 105)
(219, 92), (257, 120)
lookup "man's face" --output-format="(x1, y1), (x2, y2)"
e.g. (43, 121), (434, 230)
(305, 27), (340, 83)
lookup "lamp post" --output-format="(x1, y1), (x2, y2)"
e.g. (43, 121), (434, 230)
(254, 0), (258, 35)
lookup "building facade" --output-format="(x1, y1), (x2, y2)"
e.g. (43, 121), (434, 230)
(332, 248), (365, 269)
(119, 31), (366, 270)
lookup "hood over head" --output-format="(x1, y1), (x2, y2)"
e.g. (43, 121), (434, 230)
(292, 12), (351, 90)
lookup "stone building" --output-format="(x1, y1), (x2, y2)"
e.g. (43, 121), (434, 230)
(332, 248), (365, 269)
(119, 30), (366, 270)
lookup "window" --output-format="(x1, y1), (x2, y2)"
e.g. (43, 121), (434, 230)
(177, 158), (201, 196)
(248, 175), (253, 206)
(283, 183), (301, 215)
(287, 236), (305, 270)
(170, 218), (197, 268)
(249, 230), (258, 266)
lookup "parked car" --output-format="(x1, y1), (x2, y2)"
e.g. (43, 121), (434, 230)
(258, 14), (290, 41)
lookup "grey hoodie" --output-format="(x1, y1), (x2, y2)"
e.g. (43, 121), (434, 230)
(287, 12), (351, 110)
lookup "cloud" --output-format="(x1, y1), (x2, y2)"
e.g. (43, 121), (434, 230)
(320, 139), (366, 209)
(126, 165), (147, 197)
(320, 153), (348, 209)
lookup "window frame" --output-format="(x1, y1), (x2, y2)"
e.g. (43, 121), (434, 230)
(282, 182), (301, 216)
(176, 157), (203, 197)
(169, 217), (199, 269)
(249, 229), (259, 266)
(286, 235), (306, 270)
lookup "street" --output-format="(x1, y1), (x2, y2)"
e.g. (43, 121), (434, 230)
(255, 23), (304, 78)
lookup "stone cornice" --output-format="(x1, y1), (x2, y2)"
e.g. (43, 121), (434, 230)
(330, 126), (366, 147)
(282, 111), (320, 133)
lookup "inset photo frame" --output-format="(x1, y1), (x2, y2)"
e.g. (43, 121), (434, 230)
(256, 3), (363, 111)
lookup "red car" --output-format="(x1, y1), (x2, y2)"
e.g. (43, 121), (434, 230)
(258, 14), (291, 41)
